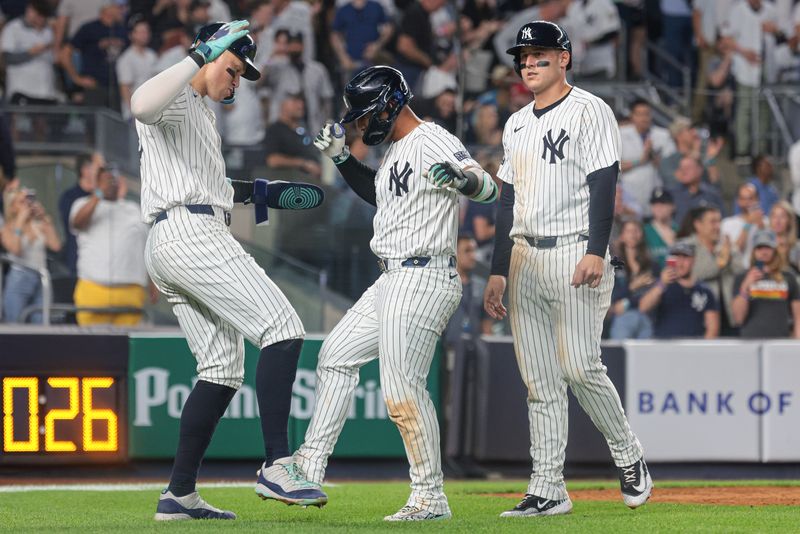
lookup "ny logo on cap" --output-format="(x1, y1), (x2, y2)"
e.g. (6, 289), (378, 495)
(522, 27), (533, 40)
(542, 128), (570, 164)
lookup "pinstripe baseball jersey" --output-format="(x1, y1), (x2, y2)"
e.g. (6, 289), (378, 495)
(136, 85), (234, 224)
(497, 86), (619, 238)
(371, 122), (478, 259)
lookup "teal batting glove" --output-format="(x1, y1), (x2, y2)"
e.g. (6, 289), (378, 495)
(424, 162), (468, 189)
(193, 20), (250, 64)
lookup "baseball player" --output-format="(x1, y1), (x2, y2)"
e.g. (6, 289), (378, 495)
(276, 66), (497, 521)
(483, 21), (652, 517)
(131, 20), (326, 520)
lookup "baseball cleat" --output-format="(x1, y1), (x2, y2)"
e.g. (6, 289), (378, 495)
(255, 456), (328, 507)
(500, 494), (573, 517)
(383, 505), (452, 521)
(619, 458), (653, 508)
(154, 490), (236, 520)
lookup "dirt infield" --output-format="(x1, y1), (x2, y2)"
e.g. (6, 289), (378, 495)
(490, 487), (800, 506)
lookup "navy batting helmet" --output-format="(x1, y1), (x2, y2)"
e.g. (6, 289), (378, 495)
(191, 22), (260, 82)
(341, 66), (413, 146)
(506, 20), (572, 75)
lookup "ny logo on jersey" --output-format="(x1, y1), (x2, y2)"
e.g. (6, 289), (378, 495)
(542, 128), (570, 164)
(521, 27), (533, 40)
(388, 161), (412, 196)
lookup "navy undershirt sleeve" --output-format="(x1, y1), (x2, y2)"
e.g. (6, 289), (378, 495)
(490, 183), (514, 276)
(586, 162), (618, 257)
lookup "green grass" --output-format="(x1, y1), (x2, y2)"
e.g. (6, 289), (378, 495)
(1, 480), (799, 533)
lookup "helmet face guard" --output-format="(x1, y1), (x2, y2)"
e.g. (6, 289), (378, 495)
(506, 20), (572, 76)
(341, 66), (412, 146)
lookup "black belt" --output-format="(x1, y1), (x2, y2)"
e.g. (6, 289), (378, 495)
(524, 234), (589, 249)
(154, 204), (230, 226)
(377, 256), (455, 272)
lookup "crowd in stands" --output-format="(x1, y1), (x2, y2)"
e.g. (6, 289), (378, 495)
(0, 0), (799, 338)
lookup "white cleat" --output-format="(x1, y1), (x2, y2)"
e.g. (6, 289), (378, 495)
(383, 505), (452, 521)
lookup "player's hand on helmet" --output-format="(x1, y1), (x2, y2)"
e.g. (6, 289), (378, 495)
(423, 162), (468, 189)
(571, 254), (605, 289)
(194, 20), (250, 64)
(314, 122), (348, 161)
(484, 275), (507, 320)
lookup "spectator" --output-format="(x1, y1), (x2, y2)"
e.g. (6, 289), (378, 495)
(609, 218), (656, 339)
(330, 0), (393, 80)
(703, 37), (735, 131)
(658, 116), (724, 189)
(723, 0), (778, 156)
(59, 152), (103, 277)
(116, 16), (157, 120)
(564, 0), (621, 79)
(737, 154), (780, 215)
(1, 0), (58, 106)
(691, 0), (721, 121)
(681, 205), (744, 333)
(443, 233), (492, 347)
(639, 241), (720, 338)
(643, 188), (678, 268)
(1, 188), (62, 323)
(53, 0), (107, 51)
(461, 196), (496, 263)
(263, 93), (322, 182)
(619, 99), (676, 214)
(60, 2), (127, 110)
(721, 183), (765, 262)
(219, 78), (265, 147)
(256, 0), (315, 64)
(459, 0), (502, 95)
(659, 0), (694, 87)
(151, 24), (193, 75)
(766, 201), (800, 273)
(187, 0), (212, 35)
(468, 102), (502, 146)
(0, 111), (17, 198)
(610, 182), (643, 244)
(416, 87), (457, 133)
(670, 156), (725, 225)
(732, 229), (800, 338)
(395, 0), (447, 91)
(790, 138), (800, 229)
(69, 168), (153, 326)
(264, 31), (333, 134)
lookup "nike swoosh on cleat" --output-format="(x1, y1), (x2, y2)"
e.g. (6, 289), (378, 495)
(631, 467), (647, 493)
(537, 500), (550, 508)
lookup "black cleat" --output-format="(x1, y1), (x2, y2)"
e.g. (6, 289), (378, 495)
(500, 494), (573, 517)
(619, 458), (653, 508)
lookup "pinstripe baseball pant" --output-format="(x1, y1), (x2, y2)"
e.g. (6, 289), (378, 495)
(144, 206), (305, 389)
(508, 238), (643, 500)
(294, 264), (461, 515)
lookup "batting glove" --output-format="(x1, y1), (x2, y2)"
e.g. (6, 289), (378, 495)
(424, 162), (468, 189)
(193, 20), (250, 64)
(314, 122), (349, 164)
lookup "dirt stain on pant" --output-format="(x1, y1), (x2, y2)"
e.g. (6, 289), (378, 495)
(385, 398), (423, 468)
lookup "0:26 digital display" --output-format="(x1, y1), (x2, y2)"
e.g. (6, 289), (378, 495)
(2, 376), (119, 454)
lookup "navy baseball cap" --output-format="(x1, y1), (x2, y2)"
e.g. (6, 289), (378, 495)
(650, 188), (674, 204)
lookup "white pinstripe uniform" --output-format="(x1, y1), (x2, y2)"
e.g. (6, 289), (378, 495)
(294, 122), (470, 515)
(499, 87), (643, 500)
(138, 84), (304, 390)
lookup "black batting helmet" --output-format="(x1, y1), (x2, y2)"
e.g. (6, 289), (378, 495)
(341, 66), (413, 146)
(506, 20), (572, 75)
(191, 22), (260, 81)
